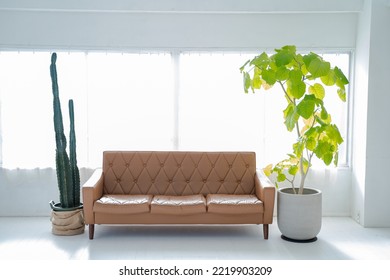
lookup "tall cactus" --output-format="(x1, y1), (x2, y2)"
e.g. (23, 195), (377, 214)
(50, 53), (80, 209)
(69, 99), (80, 206)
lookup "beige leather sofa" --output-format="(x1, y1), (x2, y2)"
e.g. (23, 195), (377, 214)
(83, 151), (275, 239)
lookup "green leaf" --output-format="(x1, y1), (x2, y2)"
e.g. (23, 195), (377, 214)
(337, 88), (347, 102)
(287, 153), (297, 159)
(263, 164), (273, 177)
(279, 45), (297, 53)
(291, 55), (306, 74)
(323, 153), (333, 165)
(277, 173), (286, 182)
(261, 69), (276, 85)
(334, 66), (349, 85)
(275, 66), (290, 81)
(308, 83), (325, 100)
(305, 127), (319, 138)
(289, 70), (303, 83)
(293, 141), (305, 158)
(325, 125), (344, 145)
(250, 52), (269, 69)
(314, 140), (331, 158)
(252, 68), (262, 89)
(315, 115), (327, 126)
(306, 137), (317, 151)
(303, 158), (310, 173)
(303, 53), (319, 69)
(273, 50), (294, 67)
(320, 106), (329, 120)
(243, 72), (251, 93)
(301, 63), (309, 75)
(296, 97), (316, 119)
(252, 76), (261, 89)
(334, 151), (339, 166)
(320, 69), (337, 86)
(269, 60), (278, 71)
(308, 58), (330, 78)
(273, 164), (282, 173)
(287, 80), (306, 99)
(283, 103), (299, 132)
(288, 165), (299, 176)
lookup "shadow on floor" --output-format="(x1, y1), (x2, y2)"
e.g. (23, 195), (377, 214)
(84, 224), (352, 260)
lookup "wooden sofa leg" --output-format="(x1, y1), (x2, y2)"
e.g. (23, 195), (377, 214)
(89, 224), (95, 240)
(263, 224), (269, 240)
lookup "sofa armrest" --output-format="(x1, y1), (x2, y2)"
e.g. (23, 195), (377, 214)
(255, 170), (276, 224)
(82, 168), (104, 224)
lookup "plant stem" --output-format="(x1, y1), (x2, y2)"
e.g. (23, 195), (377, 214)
(278, 80), (304, 194)
(285, 176), (297, 194)
(278, 81), (294, 105)
(298, 163), (306, 194)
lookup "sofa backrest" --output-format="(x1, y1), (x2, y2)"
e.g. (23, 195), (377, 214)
(102, 151), (256, 196)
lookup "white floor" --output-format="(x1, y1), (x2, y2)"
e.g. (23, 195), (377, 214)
(1, 217), (390, 260)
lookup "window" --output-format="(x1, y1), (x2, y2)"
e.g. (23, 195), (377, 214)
(178, 52), (350, 167)
(0, 52), (55, 168)
(86, 53), (174, 166)
(0, 51), (174, 168)
(178, 53), (263, 152)
(0, 51), (350, 169)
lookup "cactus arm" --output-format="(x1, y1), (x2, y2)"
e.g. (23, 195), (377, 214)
(50, 53), (67, 152)
(69, 99), (80, 207)
(50, 52), (74, 209)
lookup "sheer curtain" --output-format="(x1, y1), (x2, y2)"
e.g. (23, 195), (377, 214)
(0, 52), (55, 168)
(0, 51), (349, 169)
(178, 52), (349, 167)
(178, 53), (261, 151)
(86, 53), (174, 167)
(0, 51), (174, 169)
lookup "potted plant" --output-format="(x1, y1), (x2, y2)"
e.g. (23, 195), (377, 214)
(240, 45), (348, 242)
(49, 52), (84, 235)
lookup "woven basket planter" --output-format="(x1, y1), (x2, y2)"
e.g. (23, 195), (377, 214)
(50, 202), (85, 236)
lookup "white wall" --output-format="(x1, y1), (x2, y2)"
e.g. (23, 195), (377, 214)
(362, 0), (390, 227)
(352, 0), (372, 226)
(351, 0), (390, 227)
(0, 0), (359, 51)
(0, 0), (364, 217)
(0, 11), (358, 51)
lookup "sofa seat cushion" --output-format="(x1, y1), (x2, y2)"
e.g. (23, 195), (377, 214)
(151, 194), (206, 215)
(206, 194), (264, 214)
(94, 194), (153, 214)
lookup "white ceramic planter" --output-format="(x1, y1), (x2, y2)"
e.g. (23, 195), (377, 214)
(277, 187), (322, 242)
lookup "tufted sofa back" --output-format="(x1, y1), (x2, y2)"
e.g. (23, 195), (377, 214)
(102, 151), (256, 196)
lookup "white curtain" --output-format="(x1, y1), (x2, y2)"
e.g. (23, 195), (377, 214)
(0, 51), (349, 169)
